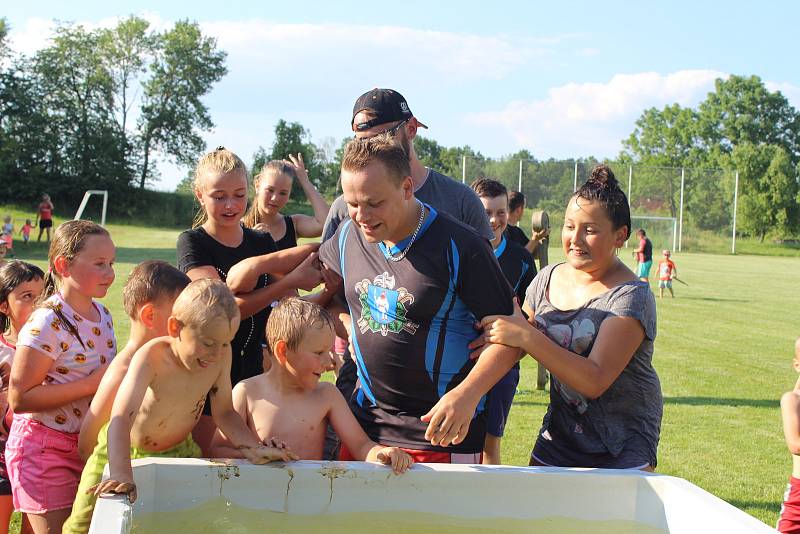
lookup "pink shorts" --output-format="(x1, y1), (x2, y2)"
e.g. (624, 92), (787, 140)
(6, 416), (83, 513)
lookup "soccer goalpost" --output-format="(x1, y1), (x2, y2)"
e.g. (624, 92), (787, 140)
(630, 215), (678, 253)
(74, 190), (109, 227)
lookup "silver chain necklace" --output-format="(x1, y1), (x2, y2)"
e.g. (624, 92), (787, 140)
(386, 200), (425, 262)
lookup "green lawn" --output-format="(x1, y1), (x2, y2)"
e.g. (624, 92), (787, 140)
(1, 206), (798, 528)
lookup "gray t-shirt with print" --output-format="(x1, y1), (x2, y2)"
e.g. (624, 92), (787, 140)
(524, 264), (662, 468)
(322, 168), (494, 242)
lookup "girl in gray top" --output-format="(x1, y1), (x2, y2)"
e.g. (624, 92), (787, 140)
(477, 164), (662, 469)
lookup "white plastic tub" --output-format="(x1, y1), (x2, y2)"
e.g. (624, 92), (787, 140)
(89, 459), (774, 533)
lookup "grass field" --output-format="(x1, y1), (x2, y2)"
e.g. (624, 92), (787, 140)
(1, 205), (798, 528)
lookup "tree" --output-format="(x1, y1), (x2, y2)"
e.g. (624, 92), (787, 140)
(138, 20), (227, 188)
(732, 143), (799, 241)
(99, 16), (153, 170)
(32, 25), (127, 191)
(698, 75), (800, 165)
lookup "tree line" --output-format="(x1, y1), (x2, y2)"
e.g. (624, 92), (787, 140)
(1, 16), (797, 239)
(0, 16), (226, 207)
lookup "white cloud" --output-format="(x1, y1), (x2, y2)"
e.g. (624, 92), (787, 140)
(765, 81), (800, 109)
(466, 70), (727, 158)
(578, 47), (600, 57)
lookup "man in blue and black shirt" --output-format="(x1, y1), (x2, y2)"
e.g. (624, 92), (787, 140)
(319, 137), (520, 462)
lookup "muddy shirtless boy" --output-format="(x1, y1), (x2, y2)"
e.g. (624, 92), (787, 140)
(90, 279), (295, 503)
(210, 297), (413, 474)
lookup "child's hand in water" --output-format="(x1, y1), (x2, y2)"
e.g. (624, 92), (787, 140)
(240, 439), (299, 464)
(89, 477), (138, 504)
(375, 447), (414, 475)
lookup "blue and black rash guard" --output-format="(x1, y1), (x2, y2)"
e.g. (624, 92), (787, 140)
(319, 205), (514, 453)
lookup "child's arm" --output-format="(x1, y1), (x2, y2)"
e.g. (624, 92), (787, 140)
(9, 347), (107, 413)
(326, 384), (413, 474)
(209, 356), (298, 464)
(782, 390), (800, 455)
(88, 350), (156, 504)
(208, 382), (250, 459)
(78, 354), (133, 460)
(225, 243), (320, 294)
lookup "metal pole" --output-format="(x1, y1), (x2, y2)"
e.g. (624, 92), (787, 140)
(678, 168), (685, 252)
(573, 161), (578, 191)
(101, 191), (108, 227)
(731, 171), (739, 254)
(461, 155), (466, 184)
(518, 159), (523, 192)
(628, 165), (633, 206)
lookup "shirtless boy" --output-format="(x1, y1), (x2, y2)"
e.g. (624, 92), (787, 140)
(90, 279), (295, 503)
(210, 297), (413, 474)
(64, 261), (190, 533)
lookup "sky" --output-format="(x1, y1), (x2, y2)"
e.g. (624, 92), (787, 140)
(5, 1), (800, 191)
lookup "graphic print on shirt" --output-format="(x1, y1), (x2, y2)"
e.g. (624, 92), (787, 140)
(356, 271), (420, 336)
(536, 315), (596, 415)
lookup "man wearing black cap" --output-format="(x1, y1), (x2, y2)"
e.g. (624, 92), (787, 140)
(321, 89), (495, 459)
(322, 88), (493, 243)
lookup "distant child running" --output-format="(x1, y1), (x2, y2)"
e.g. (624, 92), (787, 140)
(63, 261), (190, 534)
(89, 280), (296, 504)
(471, 179), (536, 465)
(778, 338), (800, 534)
(19, 220), (33, 247)
(0, 261), (44, 534)
(7, 221), (116, 534)
(633, 229), (653, 283)
(210, 298), (413, 474)
(657, 250), (677, 298)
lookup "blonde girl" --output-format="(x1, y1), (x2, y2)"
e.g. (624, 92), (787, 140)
(0, 261), (44, 534)
(7, 221), (116, 533)
(176, 147), (322, 455)
(243, 153), (330, 249)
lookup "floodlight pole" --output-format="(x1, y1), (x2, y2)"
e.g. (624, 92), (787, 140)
(518, 159), (523, 192)
(678, 168), (685, 252)
(461, 155), (466, 184)
(731, 171), (739, 255)
(573, 161), (578, 191)
(628, 165), (633, 206)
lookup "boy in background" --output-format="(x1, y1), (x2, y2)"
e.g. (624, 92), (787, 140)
(657, 250), (677, 298)
(779, 338), (800, 533)
(471, 179), (536, 464)
(88, 279), (294, 504)
(633, 229), (653, 283)
(210, 297), (413, 474)
(64, 261), (191, 534)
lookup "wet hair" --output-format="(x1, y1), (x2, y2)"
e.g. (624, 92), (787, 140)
(242, 160), (296, 228)
(40, 220), (112, 349)
(470, 178), (508, 201)
(122, 261), (191, 319)
(191, 146), (248, 228)
(266, 297), (333, 354)
(508, 191), (525, 212)
(573, 164), (631, 240)
(172, 279), (239, 331)
(0, 261), (45, 333)
(342, 134), (411, 186)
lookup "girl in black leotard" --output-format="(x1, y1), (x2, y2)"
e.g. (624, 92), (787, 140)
(243, 153), (329, 250)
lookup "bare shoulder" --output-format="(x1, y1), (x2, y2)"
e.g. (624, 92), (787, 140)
(236, 373), (269, 396)
(782, 390), (800, 411)
(317, 381), (344, 404)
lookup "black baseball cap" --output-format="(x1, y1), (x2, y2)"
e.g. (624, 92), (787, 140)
(351, 88), (428, 132)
